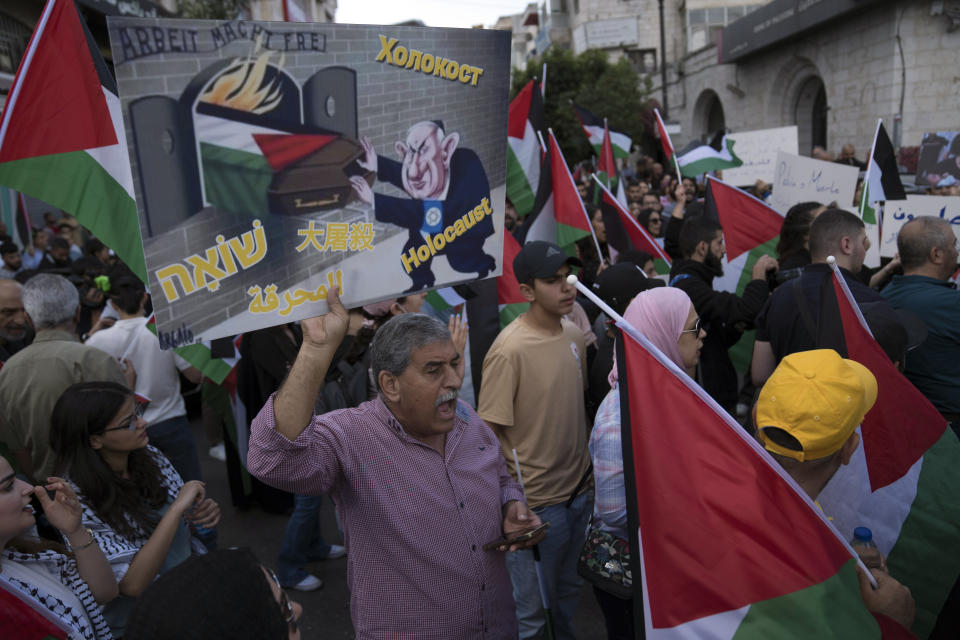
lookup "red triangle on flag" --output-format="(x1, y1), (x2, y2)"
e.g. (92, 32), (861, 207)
(705, 177), (782, 262)
(547, 131), (591, 233)
(597, 181), (671, 263)
(598, 119), (616, 178)
(831, 269), (946, 491)
(0, 0), (116, 163)
(252, 133), (339, 172)
(508, 79), (535, 140)
(497, 232), (526, 306)
(617, 330), (853, 627)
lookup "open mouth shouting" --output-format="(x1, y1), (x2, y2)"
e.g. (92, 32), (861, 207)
(435, 389), (459, 419)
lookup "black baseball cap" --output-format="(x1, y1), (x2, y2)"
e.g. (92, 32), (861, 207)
(513, 241), (583, 285)
(595, 262), (653, 316)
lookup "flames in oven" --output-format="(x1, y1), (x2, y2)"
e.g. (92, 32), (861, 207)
(200, 39), (285, 115)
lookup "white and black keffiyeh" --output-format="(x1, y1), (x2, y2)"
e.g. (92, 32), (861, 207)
(0, 546), (113, 640)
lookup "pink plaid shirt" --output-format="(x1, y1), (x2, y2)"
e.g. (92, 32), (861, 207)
(248, 394), (524, 639)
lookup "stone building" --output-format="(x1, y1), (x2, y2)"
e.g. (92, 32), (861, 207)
(665, 0), (960, 155)
(493, 3), (539, 72)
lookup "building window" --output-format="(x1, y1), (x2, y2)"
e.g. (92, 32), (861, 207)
(627, 48), (658, 74)
(686, 4), (762, 53)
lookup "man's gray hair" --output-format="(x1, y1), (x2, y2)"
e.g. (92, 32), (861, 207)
(368, 313), (451, 393)
(22, 273), (79, 329)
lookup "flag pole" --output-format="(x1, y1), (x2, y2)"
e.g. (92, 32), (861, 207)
(568, 270), (880, 590)
(535, 130), (547, 154)
(511, 448), (555, 640)
(540, 63), (547, 98)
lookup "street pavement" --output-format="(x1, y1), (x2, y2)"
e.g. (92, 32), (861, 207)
(187, 411), (609, 639)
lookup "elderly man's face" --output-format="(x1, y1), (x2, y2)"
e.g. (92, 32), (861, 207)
(396, 124), (457, 200)
(388, 339), (463, 442)
(0, 283), (28, 342)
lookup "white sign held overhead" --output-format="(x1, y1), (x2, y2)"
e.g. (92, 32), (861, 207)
(880, 196), (960, 258)
(769, 151), (859, 213)
(722, 125), (799, 186)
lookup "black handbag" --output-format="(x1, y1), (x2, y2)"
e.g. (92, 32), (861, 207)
(577, 522), (633, 600)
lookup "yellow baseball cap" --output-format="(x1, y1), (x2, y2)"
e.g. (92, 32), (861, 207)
(756, 349), (878, 462)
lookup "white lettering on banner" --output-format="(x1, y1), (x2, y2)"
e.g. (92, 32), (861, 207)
(769, 151), (858, 214)
(722, 126), (799, 186)
(880, 196), (960, 258)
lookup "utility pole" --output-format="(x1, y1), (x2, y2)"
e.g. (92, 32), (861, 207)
(659, 0), (668, 119)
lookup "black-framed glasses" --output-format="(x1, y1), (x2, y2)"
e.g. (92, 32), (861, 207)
(680, 316), (702, 335)
(101, 403), (147, 432)
(265, 567), (299, 634)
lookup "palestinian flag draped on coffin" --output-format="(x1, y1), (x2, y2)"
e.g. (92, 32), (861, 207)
(615, 322), (893, 639)
(0, 0), (146, 280)
(859, 121), (905, 225)
(571, 102), (631, 159)
(704, 176), (783, 373)
(522, 130), (593, 255)
(506, 78), (546, 218)
(816, 263), (960, 638)
(594, 177), (670, 274)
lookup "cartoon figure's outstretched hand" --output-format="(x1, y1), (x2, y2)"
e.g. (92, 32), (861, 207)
(349, 175), (374, 206)
(357, 136), (378, 174)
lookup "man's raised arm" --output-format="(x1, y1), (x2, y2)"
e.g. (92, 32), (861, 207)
(273, 288), (349, 441)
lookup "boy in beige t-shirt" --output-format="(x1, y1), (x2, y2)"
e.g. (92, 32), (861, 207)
(478, 240), (593, 640)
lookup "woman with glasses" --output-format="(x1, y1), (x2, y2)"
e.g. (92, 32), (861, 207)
(0, 454), (117, 639)
(637, 207), (663, 239)
(125, 548), (302, 640)
(49, 381), (221, 638)
(586, 287), (705, 640)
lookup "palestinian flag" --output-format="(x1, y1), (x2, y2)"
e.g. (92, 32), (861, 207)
(705, 176), (783, 373)
(523, 130), (593, 255)
(817, 263), (960, 637)
(654, 108), (675, 169)
(496, 231), (528, 327)
(615, 321), (890, 639)
(859, 121), (905, 225)
(571, 102), (631, 159)
(0, 0), (146, 281)
(593, 177), (670, 274)
(676, 131), (743, 178)
(593, 118), (618, 196)
(425, 287), (467, 313)
(507, 79), (545, 218)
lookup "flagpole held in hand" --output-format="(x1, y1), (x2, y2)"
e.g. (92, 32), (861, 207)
(511, 448), (555, 640)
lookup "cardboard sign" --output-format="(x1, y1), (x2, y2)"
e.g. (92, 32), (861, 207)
(721, 126), (798, 186)
(109, 19), (510, 345)
(769, 151), (859, 213)
(916, 131), (960, 188)
(879, 196), (960, 258)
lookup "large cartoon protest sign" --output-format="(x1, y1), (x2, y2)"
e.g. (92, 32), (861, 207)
(107, 18), (510, 345)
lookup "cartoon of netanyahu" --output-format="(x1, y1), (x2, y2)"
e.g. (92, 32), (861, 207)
(349, 121), (497, 292)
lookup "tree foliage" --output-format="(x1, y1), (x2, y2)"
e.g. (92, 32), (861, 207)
(176, 0), (249, 20)
(512, 48), (651, 167)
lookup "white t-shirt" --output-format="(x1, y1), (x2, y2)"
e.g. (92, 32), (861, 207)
(85, 317), (191, 424)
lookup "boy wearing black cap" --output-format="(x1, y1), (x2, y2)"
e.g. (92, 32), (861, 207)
(478, 241), (593, 639)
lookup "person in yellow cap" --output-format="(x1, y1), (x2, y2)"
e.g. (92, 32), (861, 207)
(754, 349), (915, 631)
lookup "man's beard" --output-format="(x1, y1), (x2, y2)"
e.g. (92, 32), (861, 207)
(704, 251), (724, 276)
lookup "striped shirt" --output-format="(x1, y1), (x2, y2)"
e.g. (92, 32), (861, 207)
(590, 386), (629, 540)
(248, 394), (524, 639)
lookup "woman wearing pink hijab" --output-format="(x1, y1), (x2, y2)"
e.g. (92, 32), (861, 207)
(587, 287), (705, 640)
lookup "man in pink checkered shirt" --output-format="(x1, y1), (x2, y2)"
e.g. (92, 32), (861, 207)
(247, 289), (544, 639)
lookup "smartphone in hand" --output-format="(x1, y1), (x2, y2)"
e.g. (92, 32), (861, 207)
(482, 522), (550, 551)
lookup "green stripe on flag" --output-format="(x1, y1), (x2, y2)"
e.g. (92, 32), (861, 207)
(732, 560), (879, 639)
(499, 302), (529, 329)
(200, 142), (273, 218)
(506, 145), (537, 217)
(728, 238), (778, 374)
(0, 151), (147, 281)
(557, 222), (589, 254)
(886, 431), (960, 638)
(653, 258), (670, 276)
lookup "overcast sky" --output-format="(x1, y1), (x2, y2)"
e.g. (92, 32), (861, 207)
(336, 0), (533, 29)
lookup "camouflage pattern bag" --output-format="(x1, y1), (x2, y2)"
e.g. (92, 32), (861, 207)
(577, 522), (633, 599)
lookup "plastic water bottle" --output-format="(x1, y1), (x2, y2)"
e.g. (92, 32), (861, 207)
(850, 526), (884, 571)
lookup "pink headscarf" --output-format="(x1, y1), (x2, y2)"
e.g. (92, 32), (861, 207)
(608, 287), (694, 387)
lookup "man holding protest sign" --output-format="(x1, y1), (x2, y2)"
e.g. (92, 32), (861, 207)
(247, 288), (543, 638)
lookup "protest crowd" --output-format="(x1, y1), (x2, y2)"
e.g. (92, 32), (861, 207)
(1, 9), (959, 640)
